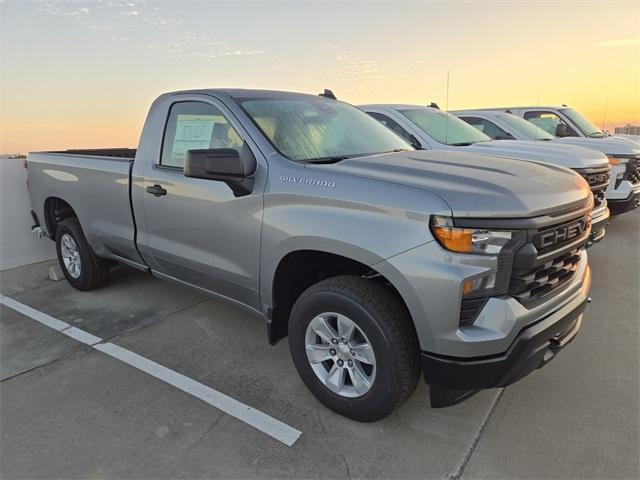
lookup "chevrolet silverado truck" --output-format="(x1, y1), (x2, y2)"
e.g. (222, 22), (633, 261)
(360, 104), (611, 242)
(27, 89), (593, 421)
(452, 108), (640, 216)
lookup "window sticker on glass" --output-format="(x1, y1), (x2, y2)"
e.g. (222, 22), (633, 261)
(171, 114), (217, 158)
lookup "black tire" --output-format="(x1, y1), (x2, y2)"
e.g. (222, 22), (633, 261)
(288, 275), (420, 422)
(55, 218), (110, 291)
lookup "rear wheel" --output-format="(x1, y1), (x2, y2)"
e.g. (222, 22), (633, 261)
(288, 275), (420, 421)
(55, 218), (110, 290)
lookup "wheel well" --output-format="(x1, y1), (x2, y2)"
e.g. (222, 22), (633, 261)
(269, 250), (408, 344)
(44, 197), (77, 239)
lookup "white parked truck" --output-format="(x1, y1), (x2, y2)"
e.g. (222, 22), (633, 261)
(453, 108), (640, 216)
(359, 104), (611, 242)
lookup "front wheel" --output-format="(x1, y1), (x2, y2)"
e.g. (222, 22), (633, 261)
(288, 275), (420, 422)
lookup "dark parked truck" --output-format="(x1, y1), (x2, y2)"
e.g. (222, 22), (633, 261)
(27, 89), (593, 421)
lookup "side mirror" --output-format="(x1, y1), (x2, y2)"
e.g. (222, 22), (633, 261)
(184, 142), (256, 196)
(496, 133), (515, 140)
(555, 123), (568, 137)
(408, 134), (423, 149)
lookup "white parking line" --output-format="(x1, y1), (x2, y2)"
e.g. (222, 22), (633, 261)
(0, 294), (302, 447)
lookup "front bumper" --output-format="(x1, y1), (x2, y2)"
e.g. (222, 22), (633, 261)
(608, 191), (640, 215)
(376, 231), (591, 358)
(421, 284), (588, 392)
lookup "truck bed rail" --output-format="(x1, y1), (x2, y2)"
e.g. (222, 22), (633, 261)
(36, 148), (137, 160)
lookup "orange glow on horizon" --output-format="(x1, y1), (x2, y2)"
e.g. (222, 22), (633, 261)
(1, 1), (638, 154)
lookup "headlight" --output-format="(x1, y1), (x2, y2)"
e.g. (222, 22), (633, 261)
(607, 155), (629, 168)
(430, 216), (513, 255)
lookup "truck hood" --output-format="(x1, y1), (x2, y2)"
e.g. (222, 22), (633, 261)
(612, 134), (640, 145)
(464, 140), (608, 169)
(320, 150), (590, 219)
(552, 136), (640, 156)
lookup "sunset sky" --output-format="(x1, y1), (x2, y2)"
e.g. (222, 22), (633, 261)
(1, 0), (639, 154)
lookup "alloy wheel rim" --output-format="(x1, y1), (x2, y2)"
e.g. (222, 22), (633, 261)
(60, 233), (81, 279)
(304, 312), (376, 398)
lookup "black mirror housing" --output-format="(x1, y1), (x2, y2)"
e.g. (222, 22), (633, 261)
(555, 123), (568, 137)
(184, 143), (256, 196)
(408, 134), (423, 149)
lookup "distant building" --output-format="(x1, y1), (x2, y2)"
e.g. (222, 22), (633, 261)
(614, 124), (640, 135)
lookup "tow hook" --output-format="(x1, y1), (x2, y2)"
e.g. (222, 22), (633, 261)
(587, 297), (593, 304)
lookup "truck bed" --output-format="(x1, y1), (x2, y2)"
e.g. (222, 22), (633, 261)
(27, 149), (142, 267)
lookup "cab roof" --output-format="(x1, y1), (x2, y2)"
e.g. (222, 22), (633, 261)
(159, 88), (333, 101)
(358, 104), (438, 110)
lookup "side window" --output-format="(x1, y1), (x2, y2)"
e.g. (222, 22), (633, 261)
(460, 117), (512, 140)
(524, 111), (577, 137)
(160, 101), (244, 169)
(367, 112), (415, 144)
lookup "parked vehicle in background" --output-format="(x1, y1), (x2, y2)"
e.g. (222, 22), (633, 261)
(480, 105), (636, 141)
(453, 108), (640, 216)
(613, 124), (640, 142)
(613, 133), (640, 142)
(359, 104), (610, 242)
(452, 109), (557, 141)
(27, 89), (594, 421)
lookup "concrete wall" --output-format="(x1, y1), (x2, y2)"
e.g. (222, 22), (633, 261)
(1, 158), (56, 270)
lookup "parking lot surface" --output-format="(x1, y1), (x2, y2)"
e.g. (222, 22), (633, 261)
(1, 213), (638, 479)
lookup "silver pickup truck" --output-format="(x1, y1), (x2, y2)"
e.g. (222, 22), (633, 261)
(27, 89), (593, 421)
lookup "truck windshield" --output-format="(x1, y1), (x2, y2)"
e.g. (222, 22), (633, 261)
(561, 108), (604, 138)
(400, 108), (491, 146)
(238, 97), (412, 163)
(496, 113), (555, 140)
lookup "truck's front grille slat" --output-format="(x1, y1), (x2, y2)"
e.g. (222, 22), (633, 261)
(509, 247), (582, 306)
(592, 188), (607, 207)
(575, 167), (610, 208)
(623, 158), (640, 185)
(508, 209), (590, 307)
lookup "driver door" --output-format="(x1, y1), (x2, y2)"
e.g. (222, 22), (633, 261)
(136, 97), (264, 309)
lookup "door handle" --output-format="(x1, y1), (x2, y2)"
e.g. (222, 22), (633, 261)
(146, 184), (167, 197)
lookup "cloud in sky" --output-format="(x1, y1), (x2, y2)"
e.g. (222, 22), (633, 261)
(594, 37), (640, 48)
(33, 0), (267, 60)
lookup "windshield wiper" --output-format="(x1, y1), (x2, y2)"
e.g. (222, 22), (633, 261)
(384, 148), (411, 153)
(305, 148), (411, 164)
(304, 155), (354, 164)
(449, 142), (475, 146)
